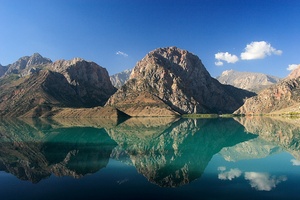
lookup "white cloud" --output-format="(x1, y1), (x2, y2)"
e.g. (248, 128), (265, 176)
(116, 51), (128, 57)
(218, 168), (242, 181)
(240, 41), (282, 60)
(244, 172), (287, 191)
(291, 159), (300, 166)
(287, 64), (300, 71)
(215, 61), (224, 66)
(215, 52), (239, 66)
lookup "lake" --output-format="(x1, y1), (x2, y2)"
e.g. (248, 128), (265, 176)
(0, 117), (300, 200)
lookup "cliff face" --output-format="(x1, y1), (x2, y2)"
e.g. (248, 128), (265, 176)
(0, 70), (79, 117)
(217, 70), (281, 93)
(0, 57), (116, 117)
(48, 58), (117, 107)
(234, 76), (300, 115)
(106, 47), (255, 116)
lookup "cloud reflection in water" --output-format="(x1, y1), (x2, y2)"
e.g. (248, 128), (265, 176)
(218, 167), (287, 191)
(217, 167), (242, 180)
(244, 172), (287, 191)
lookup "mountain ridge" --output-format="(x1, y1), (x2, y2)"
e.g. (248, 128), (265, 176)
(0, 55), (116, 117)
(6, 48), (299, 117)
(4, 53), (52, 77)
(217, 69), (281, 93)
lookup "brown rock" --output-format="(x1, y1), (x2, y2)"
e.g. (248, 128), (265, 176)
(234, 76), (300, 114)
(4, 53), (52, 76)
(106, 47), (255, 116)
(48, 58), (117, 107)
(0, 58), (116, 117)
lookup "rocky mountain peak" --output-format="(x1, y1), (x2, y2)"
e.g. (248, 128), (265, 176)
(5, 53), (52, 76)
(47, 58), (116, 107)
(106, 47), (255, 116)
(220, 69), (234, 76)
(287, 65), (300, 80)
(0, 55), (117, 117)
(50, 58), (85, 72)
(130, 47), (210, 81)
(27, 53), (52, 66)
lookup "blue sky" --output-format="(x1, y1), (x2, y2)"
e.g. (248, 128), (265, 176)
(0, 0), (299, 78)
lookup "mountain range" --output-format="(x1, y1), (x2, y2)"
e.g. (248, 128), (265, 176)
(0, 53), (116, 117)
(0, 48), (299, 117)
(216, 70), (281, 93)
(110, 69), (282, 93)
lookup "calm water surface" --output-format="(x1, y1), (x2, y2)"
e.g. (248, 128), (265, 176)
(0, 117), (299, 200)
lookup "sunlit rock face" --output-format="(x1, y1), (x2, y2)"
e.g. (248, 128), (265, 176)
(287, 65), (300, 80)
(234, 75), (300, 115)
(0, 119), (117, 183)
(107, 118), (256, 187)
(106, 47), (255, 116)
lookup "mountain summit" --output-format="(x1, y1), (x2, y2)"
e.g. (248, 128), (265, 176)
(5, 53), (52, 77)
(287, 65), (300, 80)
(106, 47), (255, 116)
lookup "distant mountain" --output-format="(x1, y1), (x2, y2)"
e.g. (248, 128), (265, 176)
(234, 67), (300, 115)
(217, 70), (281, 93)
(0, 56), (116, 117)
(106, 47), (255, 116)
(220, 138), (282, 162)
(110, 69), (132, 88)
(4, 53), (52, 77)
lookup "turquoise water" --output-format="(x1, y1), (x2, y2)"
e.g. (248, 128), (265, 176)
(0, 117), (299, 199)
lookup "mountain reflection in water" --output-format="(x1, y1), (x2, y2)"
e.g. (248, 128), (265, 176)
(107, 118), (256, 187)
(0, 116), (300, 199)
